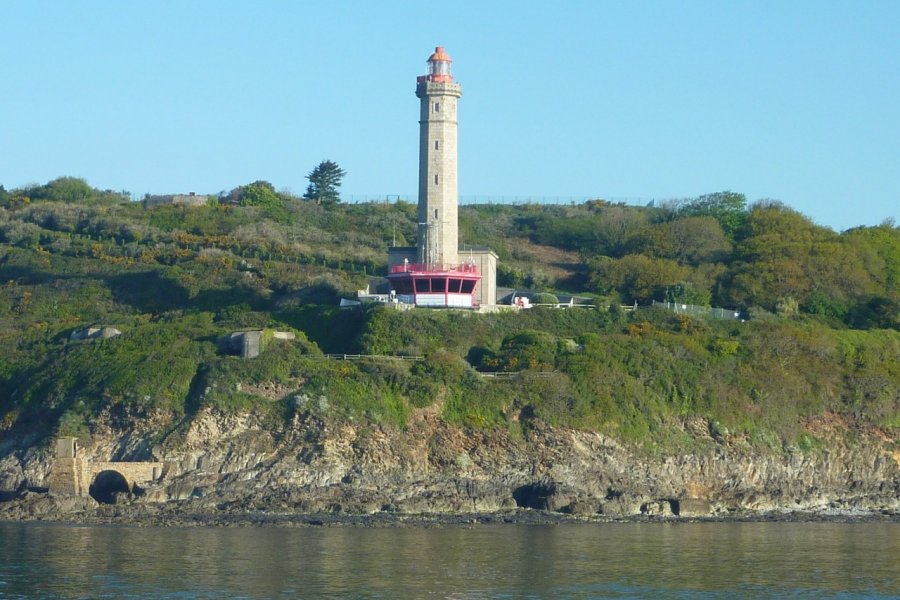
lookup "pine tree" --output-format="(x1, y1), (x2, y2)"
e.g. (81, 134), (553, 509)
(303, 160), (346, 204)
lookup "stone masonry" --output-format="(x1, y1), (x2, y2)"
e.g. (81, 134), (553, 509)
(47, 437), (164, 498)
(416, 48), (462, 268)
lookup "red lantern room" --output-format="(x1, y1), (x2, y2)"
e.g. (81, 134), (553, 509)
(417, 46), (454, 84)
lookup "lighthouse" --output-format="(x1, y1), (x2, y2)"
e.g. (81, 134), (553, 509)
(416, 46), (461, 268)
(386, 47), (498, 308)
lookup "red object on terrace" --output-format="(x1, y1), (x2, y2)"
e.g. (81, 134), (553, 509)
(387, 262), (481, 308)
(388, 262), (476, 275)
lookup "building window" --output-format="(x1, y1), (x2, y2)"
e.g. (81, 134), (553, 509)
(434, 102), (440, 112)
(395, 279), (413, 294)
(434, 174), (439, 186)
(434, 140), (440, 150)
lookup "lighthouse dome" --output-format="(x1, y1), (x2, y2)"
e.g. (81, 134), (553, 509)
(426, 46), (453, 81)
(428, 46), (452, 62)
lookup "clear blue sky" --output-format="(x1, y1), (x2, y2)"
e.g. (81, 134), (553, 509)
(2, 0), (898, 231)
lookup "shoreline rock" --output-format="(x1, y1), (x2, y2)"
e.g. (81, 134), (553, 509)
(2, 408), (898, 527)
(1, 491), (898, 528)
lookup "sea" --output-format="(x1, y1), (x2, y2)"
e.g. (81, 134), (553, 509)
(0, 520), (897, 599)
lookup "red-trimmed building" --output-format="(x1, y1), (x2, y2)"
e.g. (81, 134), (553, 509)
(386, 261), (481, 308)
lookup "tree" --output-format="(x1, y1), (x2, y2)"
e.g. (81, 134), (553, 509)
(237, 180), (280, 207)
(594, 205), (649, 257)
(843, 221), (900, 295)
(677, 191), (747, 240)
(30, 177), (94, 203)
(588, 254), (689, 302)
(483, 330), (558, 372)
(634, 216), (732, 265)
(220, 180), (289, 222)
(723, 202), (874, 312)
(303, 160), (345, 204)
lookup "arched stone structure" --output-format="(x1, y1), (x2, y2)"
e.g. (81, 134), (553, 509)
(47, 437), (164, 499)
(89, 470), (131, 504)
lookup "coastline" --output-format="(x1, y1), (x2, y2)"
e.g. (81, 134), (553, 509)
(3, 410), (897, 529)
(2, 493), (898, 528)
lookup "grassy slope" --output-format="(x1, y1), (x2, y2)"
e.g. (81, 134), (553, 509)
(0, 194), (897, 453)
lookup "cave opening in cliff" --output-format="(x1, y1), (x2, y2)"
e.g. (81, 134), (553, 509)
(512, 483), (554, 510)
(89, 470), (130, 504)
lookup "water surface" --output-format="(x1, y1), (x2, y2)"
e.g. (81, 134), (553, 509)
(0, 521), (896, 598)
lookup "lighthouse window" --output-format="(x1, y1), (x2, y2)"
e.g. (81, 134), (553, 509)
(431, 278), (446, 292)
(434, 140), (440, 150)
(449, 278), (462, 293)
(461, 280), (476, 294)
(415, 278), (430, 293)
(433, 102), (440, 112)
(434, 174), (439, 186)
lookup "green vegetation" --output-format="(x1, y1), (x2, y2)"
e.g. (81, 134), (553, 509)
(0, 177), (897, 452)
(303, 160), (346, 204)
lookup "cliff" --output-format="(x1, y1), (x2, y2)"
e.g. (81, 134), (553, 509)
(2, 404), (897, 522)
(2, 183), (899, 523)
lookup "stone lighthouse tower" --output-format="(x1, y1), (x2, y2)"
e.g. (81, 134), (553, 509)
(416, 46), (461, 268)
(386, 46), (497, 308)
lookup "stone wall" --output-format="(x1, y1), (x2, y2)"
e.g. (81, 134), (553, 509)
(144, 194), (209, 208)
(46, 438), (163, 497)
(464, 249), (498, 307)
(46, 457), (88, 496)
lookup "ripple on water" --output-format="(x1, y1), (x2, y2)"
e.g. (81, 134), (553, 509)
(0, 521), (897, 599)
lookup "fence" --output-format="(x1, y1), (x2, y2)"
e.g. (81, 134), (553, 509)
(342, 194), (656, 206)
(478, 371), (556, 378)
(322, 353), (424, 361)
(648, 301), (744, 321)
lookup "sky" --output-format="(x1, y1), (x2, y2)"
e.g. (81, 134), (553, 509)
(1, 1), (898, 232)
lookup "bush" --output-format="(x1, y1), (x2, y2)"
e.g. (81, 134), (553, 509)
(0, 221), (43, 248)
(531, 292), (559, 305)
(483, 330), (558, 372)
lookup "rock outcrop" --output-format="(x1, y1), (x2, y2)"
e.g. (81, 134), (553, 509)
(1, 407), (898, 521)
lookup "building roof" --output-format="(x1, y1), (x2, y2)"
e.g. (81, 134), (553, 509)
(428, 46), (451, 62)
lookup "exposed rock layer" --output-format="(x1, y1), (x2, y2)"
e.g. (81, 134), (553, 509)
(1, 407), (898, 522)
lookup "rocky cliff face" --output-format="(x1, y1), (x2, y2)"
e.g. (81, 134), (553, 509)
(1, 406), (898, 519)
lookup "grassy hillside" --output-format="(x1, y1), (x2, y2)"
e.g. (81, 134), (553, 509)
(1, 178), (897, 451)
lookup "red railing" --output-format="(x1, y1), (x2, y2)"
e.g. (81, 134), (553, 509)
(388, 262), (479, 275)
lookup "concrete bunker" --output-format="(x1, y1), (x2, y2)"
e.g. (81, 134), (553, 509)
(88, 470), (131, 504)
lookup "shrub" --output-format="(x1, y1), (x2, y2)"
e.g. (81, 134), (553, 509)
(531, 292), (559, 304)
